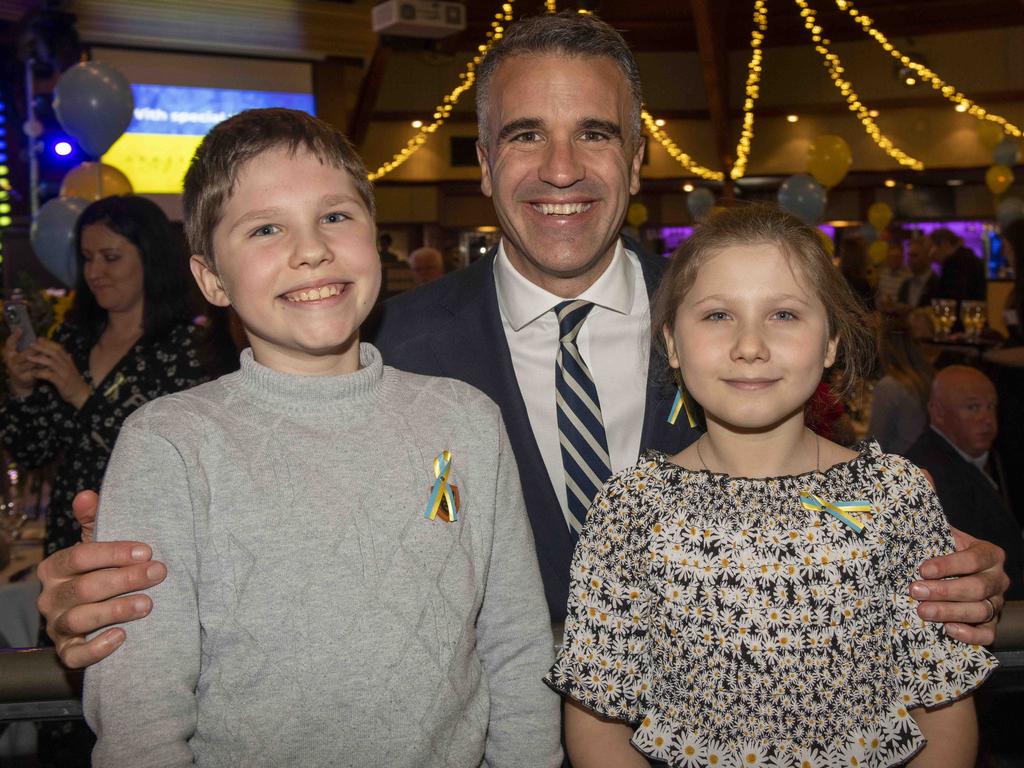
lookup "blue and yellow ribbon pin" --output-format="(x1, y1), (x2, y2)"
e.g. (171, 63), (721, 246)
(425, 450), (460, 523)
(103, 372), (125, 401)
(667, 389), (697, 428)
(799, 490), (871, 535)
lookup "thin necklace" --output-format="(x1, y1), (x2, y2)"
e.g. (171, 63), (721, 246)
(696, 431), (821, 475)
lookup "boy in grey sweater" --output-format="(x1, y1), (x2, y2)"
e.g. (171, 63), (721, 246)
(83, 108), (562, 767)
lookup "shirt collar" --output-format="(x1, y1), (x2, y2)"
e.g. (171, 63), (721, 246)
(493, 238), (635, 331)
(931, 426), (989, 471)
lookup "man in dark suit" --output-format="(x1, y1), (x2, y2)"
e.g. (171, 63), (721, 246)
(30, 11), (1010, 672)
(896, 237), (940, 309)
(907, 366), (1024, 598)
(371, 13), (697, 620)
(931, 228), (987, 303)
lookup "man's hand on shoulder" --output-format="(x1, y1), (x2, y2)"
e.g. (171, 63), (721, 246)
(911, 527), (1009, 646)
(36, 490), (167, 668)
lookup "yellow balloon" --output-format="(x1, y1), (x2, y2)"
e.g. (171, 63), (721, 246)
(60, 162), (133, 201)
(976, 121), (1004, 151)
(867, 202), (893, 232)
(626, 202), (648, 228)
(807, 135), (852, 189)
(868, 239), (889, 266)
(986, 164), (1014, 196)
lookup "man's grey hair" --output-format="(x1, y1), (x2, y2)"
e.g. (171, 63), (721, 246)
(475, 11), (643, 149)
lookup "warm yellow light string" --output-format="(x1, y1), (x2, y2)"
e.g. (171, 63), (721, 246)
(642, 109), (725, 181)
(794, 0), (924, 170)
(544, 0), (557, 11)
(730, 0), (768, 180)
(834, 0), (1022, 138)
(367, 3), (514, 181)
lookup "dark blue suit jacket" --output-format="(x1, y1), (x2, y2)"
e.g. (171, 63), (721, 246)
(368, 247), (699, 619)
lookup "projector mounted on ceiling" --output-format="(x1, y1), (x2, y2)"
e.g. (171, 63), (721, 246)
(372, 1), (467, 39)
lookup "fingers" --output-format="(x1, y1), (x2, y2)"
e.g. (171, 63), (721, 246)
(51, 593), (152, 652)
(941, 621), (998, 647)
(72, 491), (100, 543)
(38, 541), (154, 584)
(917, 539), (1005, 580)
(57, 628), (128, 670)
(913, 593), (997, 625)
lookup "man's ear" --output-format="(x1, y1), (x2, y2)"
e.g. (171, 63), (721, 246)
(477, 140), (493, 198)
(629, 138), (644, 196)
(190, 255), (230, 307)
(824, 335), (838, 369)
(662, 324), (680, 370)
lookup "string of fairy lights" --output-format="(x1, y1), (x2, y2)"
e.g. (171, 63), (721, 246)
(368, 0), (1016, 182)
(793, 0), (924, 170)
(729, 0), (768, 180)
(366, 2), (514, 181)
(834, 0), (1022, 138)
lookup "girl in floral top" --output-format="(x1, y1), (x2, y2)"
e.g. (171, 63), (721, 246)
(545, 206), (994, 768)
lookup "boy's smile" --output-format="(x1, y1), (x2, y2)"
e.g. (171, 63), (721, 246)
(192, 146), (380, 376)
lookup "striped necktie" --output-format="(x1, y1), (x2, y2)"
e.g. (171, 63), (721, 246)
(554, 300), (613, 535)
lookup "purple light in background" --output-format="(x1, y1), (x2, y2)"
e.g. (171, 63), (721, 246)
(53, 141), (73, 156)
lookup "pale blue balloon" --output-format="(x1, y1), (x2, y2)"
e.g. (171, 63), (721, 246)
(30, 197), (90, 287)
(993, 137), (1020, 168)
(53, 62), (134, 158)
(687, 187), (715, 221)
(997, 197), (1024, 231)
(858, 223), (878, 243)
(777, 174), (826, 225)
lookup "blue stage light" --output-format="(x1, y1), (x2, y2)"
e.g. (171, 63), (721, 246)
(54, 140), (73, 156)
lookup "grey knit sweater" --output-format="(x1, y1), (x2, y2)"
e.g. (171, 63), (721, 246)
(84, 344), (561, 768)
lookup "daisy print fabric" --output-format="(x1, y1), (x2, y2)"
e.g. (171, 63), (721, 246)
(545, 442), (996, 768)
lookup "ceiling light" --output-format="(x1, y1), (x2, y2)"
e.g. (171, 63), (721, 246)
(946, 179), (964, 187)
(884, 179), (896, 188)
(683, 183), (694, 192)
(786, 114), (799, 123)
(411, 120), (423, 128)
(654, 118), (666, 127)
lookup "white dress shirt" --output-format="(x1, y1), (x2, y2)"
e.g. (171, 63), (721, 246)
(493, 240), (651, 525)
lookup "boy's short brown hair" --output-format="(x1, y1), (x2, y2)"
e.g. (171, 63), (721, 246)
(183, 108), (374, 265)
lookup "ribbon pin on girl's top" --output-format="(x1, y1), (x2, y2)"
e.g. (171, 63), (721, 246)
(103, 372), (126, 401)
(667, 389), (697, 428)
(425, 450), (460, 523)
(799, 490), (871, 536)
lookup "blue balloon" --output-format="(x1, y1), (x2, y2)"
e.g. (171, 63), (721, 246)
(994, 137), (1020, 168)
(777, 174), (826, 225)
(997, 197), (1024, 231)
(687, 187), (715, 221)
(53, 62), (134, 158)
(30, 197), (90, 287)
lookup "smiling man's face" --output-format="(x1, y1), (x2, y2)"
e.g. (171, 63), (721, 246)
(477, 53), (643, 298)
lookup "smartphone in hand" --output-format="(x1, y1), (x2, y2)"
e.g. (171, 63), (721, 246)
(3, 300), (37, 352)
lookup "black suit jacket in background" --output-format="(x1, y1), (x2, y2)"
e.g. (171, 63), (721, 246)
(368, 247), (700, 619)
(937, 246), (987, 302)
(896, 272), (940, 309)
(905, 428), (1024, 599)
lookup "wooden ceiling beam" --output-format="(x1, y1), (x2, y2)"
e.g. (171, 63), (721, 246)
(691, 0), (734, 192)
(348, 44), (388, 147)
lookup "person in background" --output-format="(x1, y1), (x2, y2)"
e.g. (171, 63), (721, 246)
(377, 232), (399, 265)
(868, 315), (933, 455)
(838, 236), (874, 310)
(876, 240), (910, 311)
(1, 195), (212, 767)
(931, 228), (987, 303)
(1000, 218), (1024, 344)
(907, 366), (1023, 599)
(897, 237), (940, 310)
(408, 246), (445, 287)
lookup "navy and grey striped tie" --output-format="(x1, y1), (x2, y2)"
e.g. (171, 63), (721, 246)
(554, 300), (613, 535)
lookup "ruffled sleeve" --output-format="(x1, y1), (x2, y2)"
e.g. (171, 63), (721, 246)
(880, 457), (998, 710)
(544, 465), (656, 723)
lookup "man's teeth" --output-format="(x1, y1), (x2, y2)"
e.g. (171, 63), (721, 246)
(535, 202), (592, 215)
(285, 284), (343, 302)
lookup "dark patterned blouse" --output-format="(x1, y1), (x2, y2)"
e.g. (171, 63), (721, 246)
(546, 442), (995, 768)
(2, 321), (211, 555)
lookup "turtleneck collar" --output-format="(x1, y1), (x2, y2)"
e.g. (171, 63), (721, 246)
(231, 343), (387, 416)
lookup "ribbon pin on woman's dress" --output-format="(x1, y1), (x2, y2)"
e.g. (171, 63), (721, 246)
(425, 450), (460, 522)
(799, 490), (871, 536)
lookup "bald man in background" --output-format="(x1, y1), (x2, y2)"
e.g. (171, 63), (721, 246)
(907, 366), (1024, 599)
(409, 246), (445, 287)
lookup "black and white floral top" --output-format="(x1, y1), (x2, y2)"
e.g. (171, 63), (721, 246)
(545, 442), (995, 768)
(2, 321), (211, 555)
